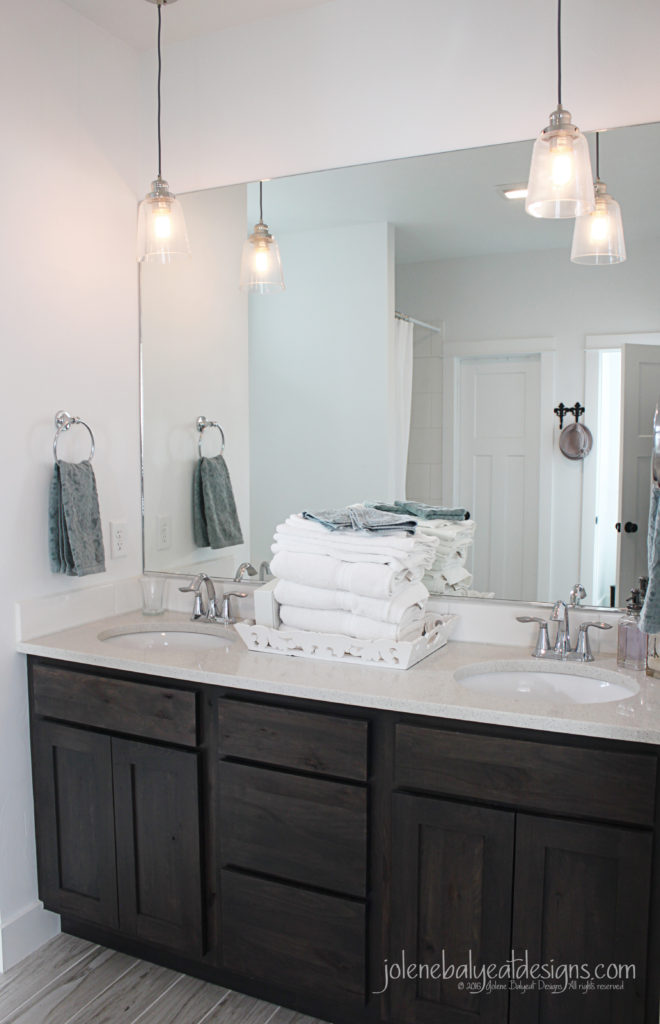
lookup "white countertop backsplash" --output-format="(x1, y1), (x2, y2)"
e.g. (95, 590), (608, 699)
(15, 582), (660, 745)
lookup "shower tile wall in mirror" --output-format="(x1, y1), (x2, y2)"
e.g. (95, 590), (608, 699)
(139, 122), (660, 608)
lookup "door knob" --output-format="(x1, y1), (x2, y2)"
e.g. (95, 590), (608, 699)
(625, 522), (639, 533)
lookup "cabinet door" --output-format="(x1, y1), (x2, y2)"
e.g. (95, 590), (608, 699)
(112, 738), (204, 958)
(391, 794), (515, 1024)
(511, 814), (652, 1024)
(31, 720), (118, 928)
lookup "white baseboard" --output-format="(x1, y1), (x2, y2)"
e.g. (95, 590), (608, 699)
(0, 901), (60, 972)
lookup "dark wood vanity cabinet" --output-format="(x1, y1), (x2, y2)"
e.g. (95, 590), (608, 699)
(26, 656), (660, 1024)
(28, 661), (204, 960)
(391, 722), (657, 1024)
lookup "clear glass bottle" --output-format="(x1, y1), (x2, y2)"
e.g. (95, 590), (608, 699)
(617, 585), (647, 671)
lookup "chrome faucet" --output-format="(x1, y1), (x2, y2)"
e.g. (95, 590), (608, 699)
(517, 591), (612, 661)
(258, 560), (271, 582)
(551, 600), (571, 657)
(569, 583), (587, 607)
(179, 572), (219, 622)
(234, 562), (257, 583)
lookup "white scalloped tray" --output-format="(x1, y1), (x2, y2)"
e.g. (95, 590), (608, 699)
(234, 615), (457, 670)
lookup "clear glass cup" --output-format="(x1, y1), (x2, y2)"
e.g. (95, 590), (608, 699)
(140, 575), (165, 615)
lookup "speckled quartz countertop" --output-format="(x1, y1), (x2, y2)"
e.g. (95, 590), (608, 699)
(17, 610), (660, 745)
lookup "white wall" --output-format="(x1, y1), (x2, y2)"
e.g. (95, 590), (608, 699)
(141, 185), (250, 577)
(0, 0), (141, 969)
(249, 221), (395, 559)
(146, 0), (660, 194)
(397, 238), (660, 602)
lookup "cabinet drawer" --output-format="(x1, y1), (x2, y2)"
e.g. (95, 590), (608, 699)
(219, 762), (367, 896)
(221, 871), (366, 1004)
(218, 699), (368, 781)
(31, 662), (197, 747)
(395, 723), (657, 826)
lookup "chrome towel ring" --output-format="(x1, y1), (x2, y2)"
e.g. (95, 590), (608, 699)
(196, 416), (226, 458)
(53, 411), (95, 463)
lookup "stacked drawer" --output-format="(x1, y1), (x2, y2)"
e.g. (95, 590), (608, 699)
(217, 699), (369, 1007)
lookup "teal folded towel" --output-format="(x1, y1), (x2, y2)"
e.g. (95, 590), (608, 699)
(193, 454), (244, 549)
(641, 486), (660, 634)
(369, 500), (470, 521)
(48, 460), (106, 576)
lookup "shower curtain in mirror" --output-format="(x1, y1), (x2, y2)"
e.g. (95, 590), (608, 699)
(392, 317), (414, 499)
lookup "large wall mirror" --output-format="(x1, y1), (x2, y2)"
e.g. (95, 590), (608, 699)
(140, 121), (660, 608)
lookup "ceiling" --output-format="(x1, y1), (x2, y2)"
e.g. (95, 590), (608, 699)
(243, 122), (660, 264)
(61, 0), (332, 50)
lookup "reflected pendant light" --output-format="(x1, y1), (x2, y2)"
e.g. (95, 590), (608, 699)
(137, 0), (190, 263)
(571, 133), (626, 265)
(525, 0), (595, 219)
(239, 181), (285, 293)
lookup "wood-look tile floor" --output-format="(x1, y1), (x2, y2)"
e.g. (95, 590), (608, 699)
(0, 934), (327, 1024)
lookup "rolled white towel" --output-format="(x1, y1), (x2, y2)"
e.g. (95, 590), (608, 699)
(279, 604), (425, 642)
(274, 579), (429, 624)
(270, 551), (424, 599)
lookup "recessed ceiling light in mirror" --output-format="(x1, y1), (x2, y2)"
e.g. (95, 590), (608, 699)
(496, 183), (529, 200)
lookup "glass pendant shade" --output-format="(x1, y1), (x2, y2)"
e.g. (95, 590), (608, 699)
(240, 221), (285, 293)
(526, 106), (595, 219)
(137, 177), (190, 264)
(570, 181), (626, 265)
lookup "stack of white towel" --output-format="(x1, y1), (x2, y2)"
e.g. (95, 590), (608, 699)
(415, 518), (477, 596)
(271, 513), (438, 642)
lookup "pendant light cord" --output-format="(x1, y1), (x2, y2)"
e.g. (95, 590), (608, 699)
(259, 181), (264, 223)
(595, 132), (600, 180)
(557, 0), (562, 107)
(157, 2), (163, 178)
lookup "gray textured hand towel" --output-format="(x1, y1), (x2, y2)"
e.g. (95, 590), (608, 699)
(48, 460), (106, 576)
(193, 454), (244, 549)
(302, 506), (417, 533)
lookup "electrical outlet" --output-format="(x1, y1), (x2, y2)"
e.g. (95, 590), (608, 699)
(110, 520), (128, 559)
(157, 515), (171, 550)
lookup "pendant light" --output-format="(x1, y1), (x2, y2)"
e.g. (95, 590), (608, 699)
(137, 0), (190, 263)
(525, 0), (595, 219)
(571, 133), (626, 265)
(239, 182), (285, 293)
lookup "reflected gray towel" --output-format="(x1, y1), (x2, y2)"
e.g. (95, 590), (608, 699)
(369, 500), (470, 521)
(48, 460), (106, 576)
(641, 486), (660, 633)
(193, 454), (243, 549)
(302, 505), (416, 534)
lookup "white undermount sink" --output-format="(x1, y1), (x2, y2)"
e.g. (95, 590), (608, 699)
(98, 622), (235, 651)
(454, 660), (639, 706)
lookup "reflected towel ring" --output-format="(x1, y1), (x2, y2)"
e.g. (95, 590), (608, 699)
(53, 410), (95, 463)
(196, 416), (226, 458)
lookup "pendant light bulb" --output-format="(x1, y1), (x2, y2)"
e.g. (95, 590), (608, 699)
(137, 177), (190, 263)
(570, 134), (626, 265)
(240, 182), (285, 294)
(137, 1), (190, 263)
(525, 1), (594, 219)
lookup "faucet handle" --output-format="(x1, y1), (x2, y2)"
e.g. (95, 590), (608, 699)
(178, 572), (208, 593)
(516, 616), (551, 658)
(219, 591), (248, 626)
(575, 621), (613, 662)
